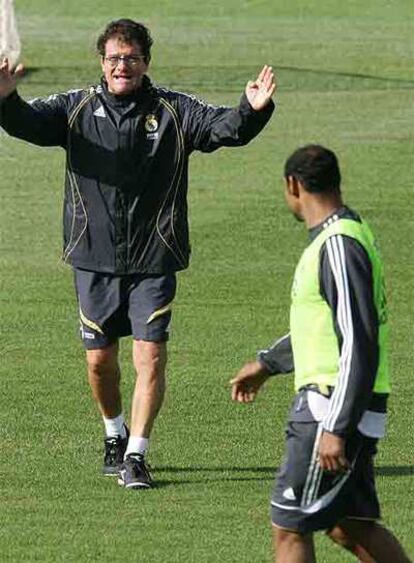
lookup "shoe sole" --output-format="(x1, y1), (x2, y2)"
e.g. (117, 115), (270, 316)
(103, 467), (122, 476)
(117, 477), (152, 489)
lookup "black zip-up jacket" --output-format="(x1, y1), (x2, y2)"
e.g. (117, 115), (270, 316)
(0, 77), (274, 274)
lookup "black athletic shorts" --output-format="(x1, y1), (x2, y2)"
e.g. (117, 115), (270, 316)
(73, 269), (177, 349)
(271, 390), (380, 534)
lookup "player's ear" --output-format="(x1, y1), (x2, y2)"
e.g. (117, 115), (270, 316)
(285, 175), (300, 198)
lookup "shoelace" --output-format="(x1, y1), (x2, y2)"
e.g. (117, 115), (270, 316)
(126, 454), (152, 478)
(104, 437), (122, 461)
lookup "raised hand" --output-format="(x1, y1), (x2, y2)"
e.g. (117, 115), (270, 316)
(0, 57), (25, 98)
(245, 65), (276, 111)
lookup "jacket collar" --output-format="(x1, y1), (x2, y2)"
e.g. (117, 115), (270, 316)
(100, 74), (154, 110)
(308, 206), (361, 241)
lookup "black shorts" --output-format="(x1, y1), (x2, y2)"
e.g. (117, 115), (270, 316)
(73, 269), (177, 349)
(271, 391), (380, 534)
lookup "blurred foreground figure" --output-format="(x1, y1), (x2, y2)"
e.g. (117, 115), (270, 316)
(0, 0), (21, 68)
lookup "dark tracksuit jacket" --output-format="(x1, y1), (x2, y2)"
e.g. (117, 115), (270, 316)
(0, 76), (274, 274)
(256, 207), (388, 438)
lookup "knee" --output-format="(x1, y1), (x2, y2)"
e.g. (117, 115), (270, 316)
(327, 525), (355, 549)
(86, 346), (118, 377)
(276, 527), (309, 548)
(136, 360), (166, 391)
(133, 341), (167, 379)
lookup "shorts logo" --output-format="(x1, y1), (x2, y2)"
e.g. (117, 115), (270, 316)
(282, 487), (297, 501)
(145, 114), (159, 140)
(93, 105), (106, 118)
(80, 326), (95, 340)
(295, 395), (304, 412)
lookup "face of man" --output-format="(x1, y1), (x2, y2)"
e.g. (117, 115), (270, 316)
(101, 37), (149, 96)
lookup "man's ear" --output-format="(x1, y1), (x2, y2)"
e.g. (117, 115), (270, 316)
(285, 175), (300, 198)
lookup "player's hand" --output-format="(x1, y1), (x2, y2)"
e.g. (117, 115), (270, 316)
(0, 57), (24, 99)
(318, 431), (350, 473)
(230, 360), (270, 403)
(245, 65), (276, 110)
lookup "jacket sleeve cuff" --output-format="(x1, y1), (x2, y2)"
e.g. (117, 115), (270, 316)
(257, 349), (287, 376)
(0, 89), (19, 107)
(239, 92), (276, 116)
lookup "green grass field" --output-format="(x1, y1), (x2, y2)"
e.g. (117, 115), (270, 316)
(1, 1), (413, 561)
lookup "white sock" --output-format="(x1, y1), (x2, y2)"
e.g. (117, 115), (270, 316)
(125, 436), (149, 458)
(103, 414), (127, 438)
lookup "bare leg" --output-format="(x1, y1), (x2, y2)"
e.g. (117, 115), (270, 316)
(327, 523), (376, 562)
(86, 341), (121, 418)
(130, 340), (167, 438)
(335, 519), (412, 563)
(273, 526), (316, 563)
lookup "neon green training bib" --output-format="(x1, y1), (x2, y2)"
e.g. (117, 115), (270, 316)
(290, 217), (390, 394)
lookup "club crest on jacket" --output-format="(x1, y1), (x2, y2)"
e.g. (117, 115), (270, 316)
(145, 114), (158, 132)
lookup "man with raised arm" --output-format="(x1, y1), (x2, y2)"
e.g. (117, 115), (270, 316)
(0, 18), (275, 489)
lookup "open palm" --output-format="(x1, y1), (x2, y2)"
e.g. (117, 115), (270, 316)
(245, 65), (276, 111)
(0, 58), (24, 98)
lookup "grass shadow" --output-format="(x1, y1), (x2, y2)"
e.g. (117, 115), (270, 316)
(19, 65), (414, 94)
(155, 465), (276, 473)
(375, 465), (414, 477)
(151, 464), (414, 487)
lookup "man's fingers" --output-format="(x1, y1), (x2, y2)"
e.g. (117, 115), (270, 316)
(263, 72), (276, 96)
(263, 66), (273, 83)
(231, 384), (239, 401)
(319, 454), (350, 474)
(267, 83), (277, 97)
(238, 391), (250, 403)
(247, 66), (276, 105)
(257, 65), (267, 82)
(338, 455), (350, 471)
(231, 381), (257, 403)
(234, 389), (246, 403)
(231, 383), (246, 402)
(264, 69), (275, 90)
(0, 59), (24, 82)
(14, 63), (25, 77)
(319, 455), (330, 472)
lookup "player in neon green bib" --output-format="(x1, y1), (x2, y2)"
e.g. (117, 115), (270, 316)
(231, 145), (410, 563)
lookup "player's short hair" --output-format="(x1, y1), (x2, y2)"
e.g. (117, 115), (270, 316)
(97, 19), (153, 64)
(284, 145), (341, 194)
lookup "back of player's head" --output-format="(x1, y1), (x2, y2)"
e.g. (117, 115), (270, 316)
(97, 19), (153, 64)
(284, 145), (341, 194)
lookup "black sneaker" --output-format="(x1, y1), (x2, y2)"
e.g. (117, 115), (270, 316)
(102, 426), (129, 476)
(118, 453), (153, 489)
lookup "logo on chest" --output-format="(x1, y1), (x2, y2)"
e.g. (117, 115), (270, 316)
(145, 114), (159, 140)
